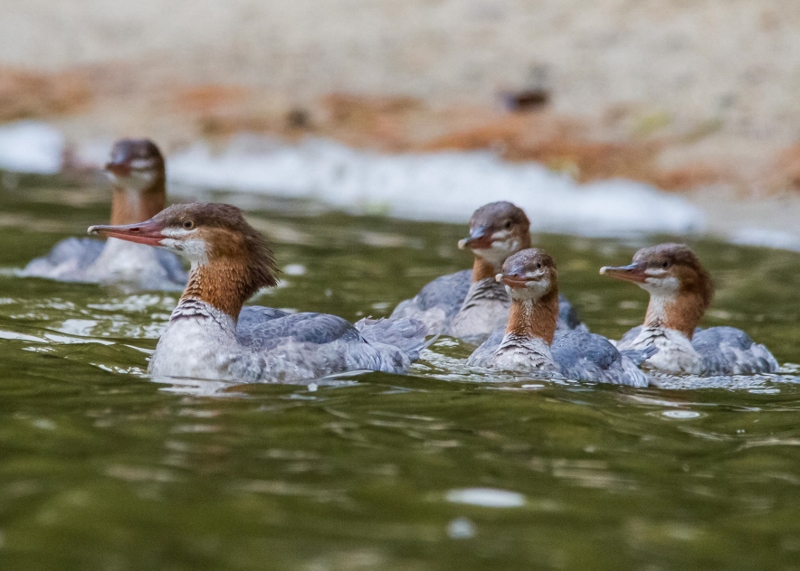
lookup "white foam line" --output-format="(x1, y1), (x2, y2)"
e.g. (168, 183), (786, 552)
(0, 123), (708, 237)
(728, 227), (800, 252)
(0, 120), (64, 174)
(166, 136), (707, 237)
(445, 487), (526, 508)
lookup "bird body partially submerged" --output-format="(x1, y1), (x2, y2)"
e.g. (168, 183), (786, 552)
(468, 248), (650, 387)
(391, 201), (584, 343)
(601, 243), (778, 375)
(89, 202), (428, 383)
(21, 139), (186, 290)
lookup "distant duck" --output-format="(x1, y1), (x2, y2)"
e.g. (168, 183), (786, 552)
(89, 202), (428, 383)
(468, 248), (651, 387)
(600, 243), (778, 375)
(391, 201), (583, 344)
(21, 139), (186, 290)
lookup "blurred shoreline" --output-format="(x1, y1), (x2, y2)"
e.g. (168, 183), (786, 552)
(1, 1), (800, 242)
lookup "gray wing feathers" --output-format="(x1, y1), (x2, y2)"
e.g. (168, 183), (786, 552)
(20, 237), (105, 278)
(403, 269), (472, 317)
(620, 345), (658, 367)
(390, 270), (472, 333)
(236, 310), (426, 377)
(237, 312), (362, 351)
(693, 326), (778, 374)
(239, 306), (291, 326)
(617, 326), (643, 348)
(466, 327), (505, 367)
(558, 294), (585, 331)
(552, 331), (650, 387)
(468, 328), (649, 386)
(355, 316), (429, 362)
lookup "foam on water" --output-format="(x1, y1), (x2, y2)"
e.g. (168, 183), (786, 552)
(166, 136), (707, 237)
(0, 121), (64, 174)
(729, 227), (800, 252)
(0, 123), (713, 237)
(27, 122), (800, 242)
(445, 487), (526, 508)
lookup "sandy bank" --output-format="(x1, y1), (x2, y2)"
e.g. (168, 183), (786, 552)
(1, 0), (800, 240)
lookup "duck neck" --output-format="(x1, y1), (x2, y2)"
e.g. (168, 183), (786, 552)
(505, 289), (559, 345)
(110, 178), (166, 225)
(644, 292), (704, 339)
(471, 256), (499, 282)
(179, 260), (254, 323)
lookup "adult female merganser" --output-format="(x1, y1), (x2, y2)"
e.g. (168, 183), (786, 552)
(600, 243), (778, 375)
(391, 201), (583, 343)
(468, 249), (651, 387)
(88, 202), (428, 383)
(21, 139), (186, 290)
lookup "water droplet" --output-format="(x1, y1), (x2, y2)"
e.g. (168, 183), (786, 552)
(662, 410), (701, 419)
(447, 517), (476, 539)
(32, 419), (56, 430)
(283, 264), (306, 276)
(445, 488), (526, 508)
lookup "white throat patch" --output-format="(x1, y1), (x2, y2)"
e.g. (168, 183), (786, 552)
(107, 169), (157, 192)
(473, 234), (521, 267)
(640, 271), (680, 297)
(159, 227), (208, 265)
(507, 275), (551, 300)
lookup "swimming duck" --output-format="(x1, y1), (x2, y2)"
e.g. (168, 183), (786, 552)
(600, 243), (778, 375)
(468, 249), (651, 386)
(391, 201), (583, 343)
(21, 139), (186, 290)
(88, 202), (428, 383)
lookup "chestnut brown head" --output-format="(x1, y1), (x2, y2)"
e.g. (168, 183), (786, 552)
(89, 202), (278, 289)
(600, 243), (713, 311)
(458, 202), (531, 266)
(496, 248), (558, 301)
(105, 138), (166, 192)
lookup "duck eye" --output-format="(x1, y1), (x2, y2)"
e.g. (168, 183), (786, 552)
(504, 220), (512, 230)
(661, 261), (670, 269)
(182, 220), (194, 230)
(536, 262), (542, 269)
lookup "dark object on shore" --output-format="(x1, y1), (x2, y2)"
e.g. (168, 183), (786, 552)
(500, 64), (551, 112)
(500, 88), (550, 112)
(286, 108), (310, 129)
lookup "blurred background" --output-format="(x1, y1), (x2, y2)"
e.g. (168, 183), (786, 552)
(0, 0), (799, 235)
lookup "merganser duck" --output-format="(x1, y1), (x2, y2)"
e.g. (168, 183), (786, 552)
(20, 139), (186, 290)
(600, 243), (778, 375)
(468, 249), (651, 387)
(391, 201), (583, 343)
(88, 202), (428, 383)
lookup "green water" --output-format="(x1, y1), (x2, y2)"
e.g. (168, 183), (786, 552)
(2, 176), (800, 569)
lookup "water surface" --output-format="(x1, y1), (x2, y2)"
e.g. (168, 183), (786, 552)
(2, 176), (800, 569)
